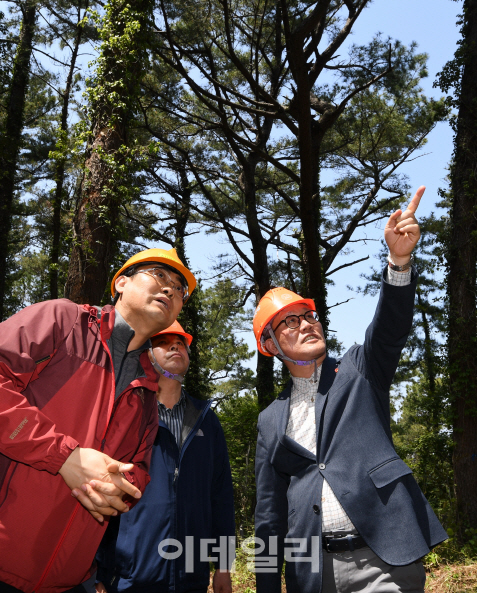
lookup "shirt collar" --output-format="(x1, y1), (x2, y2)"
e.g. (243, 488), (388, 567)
(113, 308), (151, 353)
(157, 388), (186, 411)
(290, 365), (323, 396)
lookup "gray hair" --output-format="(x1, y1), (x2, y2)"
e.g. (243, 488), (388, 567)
(260, 321), (274, 352)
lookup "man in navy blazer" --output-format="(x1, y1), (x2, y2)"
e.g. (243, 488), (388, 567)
(253, 187), (447, 593)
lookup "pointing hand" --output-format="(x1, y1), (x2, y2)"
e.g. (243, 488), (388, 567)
(384, 186), (424, 264)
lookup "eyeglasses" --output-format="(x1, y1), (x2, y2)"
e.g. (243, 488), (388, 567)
(273, 310), (319, 331)
(135, 266), (188, 301)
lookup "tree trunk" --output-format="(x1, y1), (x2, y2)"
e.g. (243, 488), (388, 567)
(50, 6), (86, 299)
(175, 167), (212, 400)
(416, 291), (438, 428)
(0, 0), (36, 319)
(64, 123), (125, 304)
(285, 20), (328, 332)
(301, 129), (328, 328)
(256, 352), (275, 410)
(447, 0), (477, 532)
(239, 160), (275, 410)
(64, 0), (153, 304)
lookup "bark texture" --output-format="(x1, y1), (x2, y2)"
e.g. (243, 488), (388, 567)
(448, 0), (477, 531)
(64, 0), (153, 304)
(64, 124), (125, 304)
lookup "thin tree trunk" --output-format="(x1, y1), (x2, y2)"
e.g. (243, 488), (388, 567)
(239, 160), (275, 410)
(0, 0), (36, 319)
(416, 291), (438, 428)
(50, 5), (86, 299)
(256, 353), (275, 409)
(447, 0), (477, 531)
(175, 167), (211, 401)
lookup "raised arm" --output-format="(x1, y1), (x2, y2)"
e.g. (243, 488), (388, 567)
(350, 187), (424, 394)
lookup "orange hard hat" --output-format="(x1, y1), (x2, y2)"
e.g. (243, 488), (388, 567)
(111, 248), (196, 301)
(151, 320), (193, 347)
(253, 287), (315, 356)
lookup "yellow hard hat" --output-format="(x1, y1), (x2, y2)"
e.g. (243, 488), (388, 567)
(111, 248), (197, 301)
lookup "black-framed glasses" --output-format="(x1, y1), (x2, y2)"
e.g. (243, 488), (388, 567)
(135, 266), (188, 301)
(274, 310), (319, 331)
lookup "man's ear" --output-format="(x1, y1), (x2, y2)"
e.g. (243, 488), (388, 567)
(264, 337), (279, 356)
(115, 275), (127, 297)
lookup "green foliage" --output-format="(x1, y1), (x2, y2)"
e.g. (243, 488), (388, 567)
(181, 279), (255, 400)
(321, 39), (448, 277)
(8, 250), (51, 310)
(86, 1), (153, 127)
(2, 197), (34, 317)
(0, 11), (12, 94)
(392, 373), (453, 521)
(217, 392), (259, 538)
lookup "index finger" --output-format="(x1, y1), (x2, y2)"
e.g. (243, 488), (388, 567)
(405, 185), (425, 214)
(106, 461), (134, 474)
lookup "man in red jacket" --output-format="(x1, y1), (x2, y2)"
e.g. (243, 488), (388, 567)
(0, 248), (196, 593)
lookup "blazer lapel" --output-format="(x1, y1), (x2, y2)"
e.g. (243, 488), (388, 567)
(315, 356), (337, 460)
(317, 356), (337, 396)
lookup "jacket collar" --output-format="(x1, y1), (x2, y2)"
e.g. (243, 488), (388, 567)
(99, 305), (115, 340)
(99, 305), (157, 391)
(273, 355), (337, 460)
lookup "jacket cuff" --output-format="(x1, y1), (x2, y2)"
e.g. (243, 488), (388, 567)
(383, 264), (418, 285)
(49, 437), (79, 474)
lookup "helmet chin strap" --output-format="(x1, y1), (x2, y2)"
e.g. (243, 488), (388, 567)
(268, 329), (319, 382)
(149, 347), (189, 384)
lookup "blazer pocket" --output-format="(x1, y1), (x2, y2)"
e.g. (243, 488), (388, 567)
(368, 457), (413, 488)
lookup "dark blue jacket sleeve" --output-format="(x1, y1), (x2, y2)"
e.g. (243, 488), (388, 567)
(349, 266), (417, 395)
(254, 414), (289, 593)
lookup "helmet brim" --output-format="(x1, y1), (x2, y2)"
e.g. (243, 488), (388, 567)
(111, 252), (197, 301)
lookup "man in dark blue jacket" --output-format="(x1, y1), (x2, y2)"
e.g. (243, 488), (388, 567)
(252, 187), (447, 593)
(95, 321), (235, 593)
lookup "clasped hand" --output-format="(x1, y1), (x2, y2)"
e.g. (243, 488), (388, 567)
(59, 447), (141, 523)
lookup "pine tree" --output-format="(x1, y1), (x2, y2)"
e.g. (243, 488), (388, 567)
(0, 0), (37, 319)
(436, 0), (477, 533)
